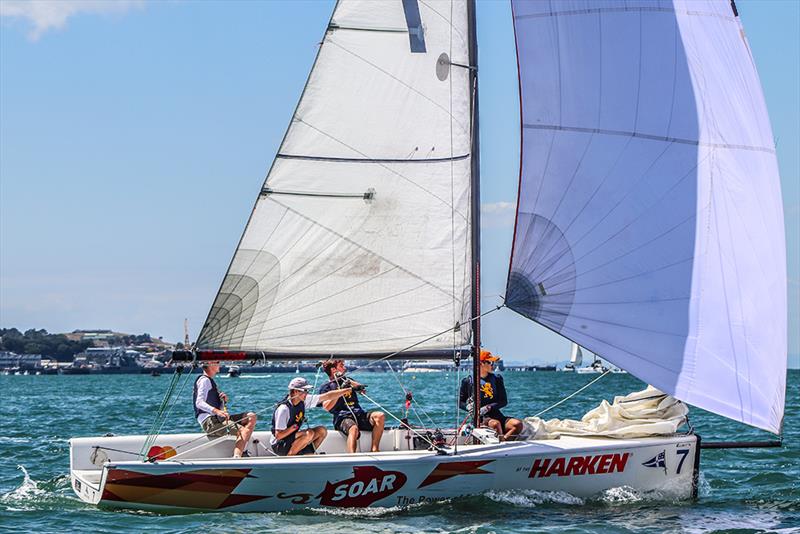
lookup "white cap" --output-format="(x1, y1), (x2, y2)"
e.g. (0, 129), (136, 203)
(288, 377), (313, 391)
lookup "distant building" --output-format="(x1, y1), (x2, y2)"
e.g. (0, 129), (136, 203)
(0, 351), (42, 370)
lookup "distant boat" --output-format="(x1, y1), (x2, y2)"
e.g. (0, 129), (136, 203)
(402, 360), (454, 373)
(227, 365), (241, 378)
(560, 343), (583, 372)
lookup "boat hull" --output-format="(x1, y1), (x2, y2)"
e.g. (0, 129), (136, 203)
(70, 432), (698, 513)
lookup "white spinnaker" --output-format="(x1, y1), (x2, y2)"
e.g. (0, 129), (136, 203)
(198, 1), (473, 355)
(508, 0), (786, 433)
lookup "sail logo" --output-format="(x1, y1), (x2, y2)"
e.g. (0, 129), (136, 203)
(317, 466), (407, 507)
(529, 452), (630, 478)
(642, 450), (667, 474)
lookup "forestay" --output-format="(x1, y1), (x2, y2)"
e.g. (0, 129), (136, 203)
(507, 0), (786, 433)
(198, 1), (474, 356)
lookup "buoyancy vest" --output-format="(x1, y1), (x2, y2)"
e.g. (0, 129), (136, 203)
(271, 397), (306, 442)
(193, 374), (222, 419)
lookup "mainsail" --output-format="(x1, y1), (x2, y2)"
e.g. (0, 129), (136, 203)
(197, 1), (475, 357)
(507, 0), (786, 433)
(569, 343), (583, 367)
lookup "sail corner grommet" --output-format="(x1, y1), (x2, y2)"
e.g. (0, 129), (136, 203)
(363, 188), (376, 203)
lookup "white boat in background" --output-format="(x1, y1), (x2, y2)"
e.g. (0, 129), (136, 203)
(560, 343), (583, 372)
(227, 365), (242, 378)
(402, 360), (455, 373)
(70, 0), (787, 513)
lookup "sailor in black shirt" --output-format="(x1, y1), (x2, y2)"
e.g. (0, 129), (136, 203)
(319, 359), (386, 453)
(459, 350), (522, 441)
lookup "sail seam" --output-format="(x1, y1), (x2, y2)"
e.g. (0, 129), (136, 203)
(514, 7), (736, 23)
(523, 123), (776, 153)
(293, 118), (469, 220)
(276, 153), (470, 164)
(329, 24), (408, 33)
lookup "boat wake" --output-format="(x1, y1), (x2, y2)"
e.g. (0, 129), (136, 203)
(0, 465), (75, 512)
(486, 489), (584, 507)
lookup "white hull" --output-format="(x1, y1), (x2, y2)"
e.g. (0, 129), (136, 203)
(70, 429), (699, 513)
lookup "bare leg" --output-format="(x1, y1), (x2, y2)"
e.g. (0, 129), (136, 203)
(369, 412), (385, 452)
(233, 412), (257, 458)
(287, 430), (314, 456)
(311, 426), (328, 449)
(346, 424), (359, 453)
(503, 418), (523, 441)
(484, 418), (503, 439)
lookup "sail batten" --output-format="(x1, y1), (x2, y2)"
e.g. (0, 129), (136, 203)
(198, 0), (474, 357)
(508, 0), (786, 433)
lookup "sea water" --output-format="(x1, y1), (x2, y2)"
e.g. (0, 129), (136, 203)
(1, 369), (797, 533)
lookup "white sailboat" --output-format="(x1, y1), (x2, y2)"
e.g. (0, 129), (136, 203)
(70, 0), (787, 513)
(560, 342), (583, 372)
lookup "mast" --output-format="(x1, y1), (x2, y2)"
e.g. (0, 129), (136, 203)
(467, 0), (481, 428)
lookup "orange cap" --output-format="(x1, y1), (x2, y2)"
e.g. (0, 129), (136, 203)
(479, 349), (500, 362)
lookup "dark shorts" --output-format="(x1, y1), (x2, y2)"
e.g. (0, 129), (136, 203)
(271, 436), (315, 456)
(481, 412), (509, 429)
(200, 412), (250, 439)
(336, 411), (374, 436)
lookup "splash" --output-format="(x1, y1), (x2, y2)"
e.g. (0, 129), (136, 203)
(0, 466), (49, 511)
(485, 489), (584, 507)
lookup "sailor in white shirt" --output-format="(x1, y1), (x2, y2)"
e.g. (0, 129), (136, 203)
(193, 361), (257, 458)
(270, 377), (351, 456)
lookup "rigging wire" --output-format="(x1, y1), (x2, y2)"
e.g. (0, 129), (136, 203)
(531, 369), (611, 419)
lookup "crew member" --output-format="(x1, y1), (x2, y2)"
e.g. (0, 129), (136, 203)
(459, 350), (522, 441)
(318, 359), (386, 453)
(270, 376), (352, 456)
(194, 361), (257, 458)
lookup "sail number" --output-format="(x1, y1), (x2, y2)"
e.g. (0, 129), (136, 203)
(676, 449), (690, 474)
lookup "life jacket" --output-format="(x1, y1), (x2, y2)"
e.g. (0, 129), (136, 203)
(271, 396), (306, 441)
(193, 374), (222, 419)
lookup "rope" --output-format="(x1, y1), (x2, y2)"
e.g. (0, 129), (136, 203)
(140, 367), (186, 459)
(531, 370), (611, 419)
(348, 303), (504, 374)
(358, 390), (437, 449)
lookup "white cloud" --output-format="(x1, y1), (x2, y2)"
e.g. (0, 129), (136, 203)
(481, 201), (516, 228)
(0, 0), (144, 40)
(481, 201), (515, 215)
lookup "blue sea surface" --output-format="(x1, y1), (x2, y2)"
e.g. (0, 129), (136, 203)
(1, 369), (797, 533)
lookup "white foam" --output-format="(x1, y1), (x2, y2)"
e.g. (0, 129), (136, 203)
(486, 489), (584, 507)
(0, 436), (30, 444)
(0, 465), (48, 511)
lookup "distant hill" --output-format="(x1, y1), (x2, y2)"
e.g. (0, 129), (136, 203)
(0, 328), (173, 361)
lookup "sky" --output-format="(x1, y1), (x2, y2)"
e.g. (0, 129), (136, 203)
(0, 0), (797, 367)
